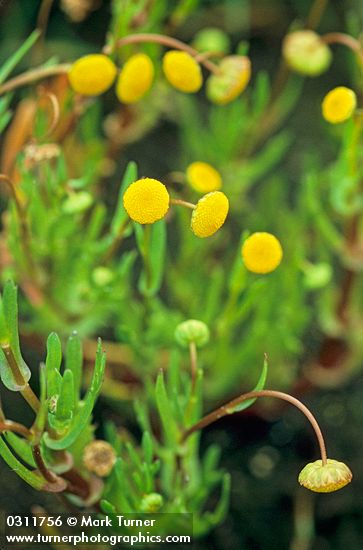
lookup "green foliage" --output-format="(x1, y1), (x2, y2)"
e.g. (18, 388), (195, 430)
(0, 0), (362, 544)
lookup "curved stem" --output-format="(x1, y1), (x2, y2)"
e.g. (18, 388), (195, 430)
(1, 344), (40, 414)
(170, 198), (195, 210)
(103, 33), (220, 74)
(0, 420), (32, 438)
(0, 64), (71, 96)
(182, 389), (328, 465)
(32, 443), (59, 484)
(322, 32), (363, 64)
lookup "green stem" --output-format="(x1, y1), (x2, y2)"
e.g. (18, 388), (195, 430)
(143, 224), (152, 291)
(170, 198), (195, 210)
(189, 341), (197, 389)
(101, 217), (131, 263)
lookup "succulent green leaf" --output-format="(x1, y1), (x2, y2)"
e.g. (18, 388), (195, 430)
(0, 282), (30, 390)
(31, 364), (48, 443)
(226, 357), (268, 413)
(45, 332), (62, 398)
(4, 432), (36, 468)
(43, 339), (105, 450)
(65, 332), (83, 402)
(142, 431), (153, 465)
(155, 370), (179, 448)
(111, 161), (138, 235)
(0, 30), (41, 85)
(56, 369), (75, 423)
(0, 436), (44, 490)
(139, 220), (166, 297)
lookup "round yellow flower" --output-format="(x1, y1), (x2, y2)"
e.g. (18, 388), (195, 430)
(298, 459), (352, 493)
(241, 232), (283, 274)
(123, 178), (170, 224)
(322, 87), (357, 124)
(207, 55), (251, 105)
(162, 50), (202, 93)
(186, 162), (222, 193)
(191, 191), (229, 238)
(68, 54), (117, 96)
(116, 53), (154, 104)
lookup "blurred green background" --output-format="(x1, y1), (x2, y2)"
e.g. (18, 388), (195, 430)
(0, 0), (363, 549)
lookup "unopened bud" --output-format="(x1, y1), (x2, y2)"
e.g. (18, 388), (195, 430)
(282, 30), (331, 77)
(193, 27), (230, 55)
(207, 55), (251, 105)
(62, 191), (93, 214)
(175, 319), (210, 348)
(298, 459), (352, 493)
(140, 493), (164, 512)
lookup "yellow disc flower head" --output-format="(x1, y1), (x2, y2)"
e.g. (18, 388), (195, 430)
(242, 232), (283, 274)
(207, 55), (251, 105)
(68, 54), (117, 96)
(191, 191), (229, 238)
(162, 50), (202, 93)
(116, 53), (154, 104)
(322, 86), (357, 124)
(298, 459), (352, 493)
(186, 162), (222, 193)
(123, 178), (170, 224)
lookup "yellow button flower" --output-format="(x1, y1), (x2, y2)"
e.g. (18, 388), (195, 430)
(68, 54), (117, 96)
(241, 232), (283, 274)
(123, 178), (170, 224)
(162, 50), (202, 93)
(322, 87), (357, 124)
(191, 191), (229, 238)
(186, 162), (222, 193)
(298, 459), (352, 493)
(116, 53), (154, 104)
(207, 55), (251, 105)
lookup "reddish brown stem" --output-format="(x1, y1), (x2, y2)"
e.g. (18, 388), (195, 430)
(322, 32), (363, 64)
(0, 420), (32, 438)
(182, 389), (328, 465)
(103, 33), (220, 74)
(32, 444), (59, 484)
(0, 64), (71, 96)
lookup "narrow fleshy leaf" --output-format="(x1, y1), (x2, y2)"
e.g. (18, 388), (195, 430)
(65, 332), (82, 402)
(226, 357), (268, 413)
(43, 339), (105, 450)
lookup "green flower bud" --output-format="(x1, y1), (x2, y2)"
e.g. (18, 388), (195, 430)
(207, 55), (251, 105)
(140, 493), (164, 513)
(92, 267), (114, 287)
(62, 191), (93, 214)
(193, 27), (230, 55)
(282, 30), (332, 77)
(175, 319), (210, 348)
(298, 459), (352, 493)
(303, 262), (332, 289)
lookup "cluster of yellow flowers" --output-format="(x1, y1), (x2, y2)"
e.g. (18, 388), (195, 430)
(122, 176), (283, 274)
(123, 177), (229, 239)
(67, 49), (251, 105)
